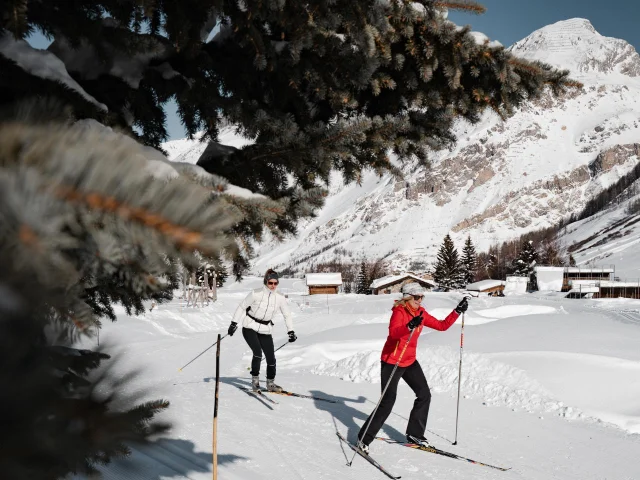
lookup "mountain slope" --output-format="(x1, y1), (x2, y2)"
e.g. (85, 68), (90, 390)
(163, 19), (640, 274)
(248, 19), (640, 273)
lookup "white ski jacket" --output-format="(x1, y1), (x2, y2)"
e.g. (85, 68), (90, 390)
(231, 286), (293, 335)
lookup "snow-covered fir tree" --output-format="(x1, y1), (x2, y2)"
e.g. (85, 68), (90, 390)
(461, 235), (478, 285)
(513, 240), (539, 276)
(216, 263), (229, 288)
(355, 261), (370, 295)
(433, 234), (463, 291)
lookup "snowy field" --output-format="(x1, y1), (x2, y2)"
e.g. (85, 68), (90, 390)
(79, 278), (640, 480)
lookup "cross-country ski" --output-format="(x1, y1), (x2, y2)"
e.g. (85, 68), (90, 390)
(337, 432), (401, 479)
(376, 437), (510, 471)
(263, 389), (338, 403)
(239, 387), (278, 404)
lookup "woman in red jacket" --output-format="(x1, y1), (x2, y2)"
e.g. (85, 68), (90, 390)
(357, 282), (468, 454)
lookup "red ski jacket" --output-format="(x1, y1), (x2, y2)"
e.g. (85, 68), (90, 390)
(380, 304), (459, 367)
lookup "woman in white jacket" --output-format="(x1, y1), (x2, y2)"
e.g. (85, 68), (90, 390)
(228, 269), (295, 392)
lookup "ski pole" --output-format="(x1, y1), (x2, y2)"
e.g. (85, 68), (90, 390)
(274, 341), (289, 353)
(178, 333), (229, 371)
(213, 333), (221, 480)
(348, 325), (418, 467)
(246, 340), (292, 372)
(453, 310), (466, 445)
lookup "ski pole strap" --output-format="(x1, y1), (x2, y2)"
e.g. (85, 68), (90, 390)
(246, 306), (274, 326)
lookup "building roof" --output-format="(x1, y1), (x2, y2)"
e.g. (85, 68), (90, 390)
(596, 281), (640, 287)
(534, 266), (563, 271)
(305, 273), (343, 286)
(565, 267), (614, 274)
(370, 273), (436, 290)
(466, 279), (505, 291)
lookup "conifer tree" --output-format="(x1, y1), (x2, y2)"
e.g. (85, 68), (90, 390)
(355, 261), (370, 295)
(0, 118), (224, 476)
(461, 235), (477, 285)
(216, 262), (229, 288)
(513, 240), (538, 276)
(433, 234), (463, 291)
(0, 258), (171, 479)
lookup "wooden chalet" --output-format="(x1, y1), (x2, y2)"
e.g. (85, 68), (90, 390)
(305, 273), (342, 295)
(466, 279), (505, 296)
(370, 273), (436, 295)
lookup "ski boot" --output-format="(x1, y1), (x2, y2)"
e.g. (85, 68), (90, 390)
(407, 434), (432, 448)
(251, 375), (260, 392)
(266, 378), (283, 393)
(357, 439), (370, 455)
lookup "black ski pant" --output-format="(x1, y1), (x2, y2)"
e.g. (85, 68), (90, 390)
(358, 360), (431, 446)
(242, 327), (276, 379)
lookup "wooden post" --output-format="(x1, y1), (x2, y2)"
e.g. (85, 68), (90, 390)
(213, 333), (220, 480)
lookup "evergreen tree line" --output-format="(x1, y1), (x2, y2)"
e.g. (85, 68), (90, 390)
(434, 233), (563, 290)
(432, 234), (477, 291)
(476, 230), (565, 282)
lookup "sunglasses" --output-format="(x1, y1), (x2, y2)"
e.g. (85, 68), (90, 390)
(267, 281), (279, 286)
(411, 295), (424, 301)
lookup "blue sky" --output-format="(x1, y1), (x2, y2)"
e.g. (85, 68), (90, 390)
(448, 1), (640, 50)
(27, 2), (640, 141)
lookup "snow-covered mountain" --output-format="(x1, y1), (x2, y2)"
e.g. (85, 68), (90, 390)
(164, 19), (640, 274)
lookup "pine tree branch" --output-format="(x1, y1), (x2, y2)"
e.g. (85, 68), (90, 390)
(433, 1), (486, 14)
(247, 121), (369, 163)
(53, 185), (206, 252)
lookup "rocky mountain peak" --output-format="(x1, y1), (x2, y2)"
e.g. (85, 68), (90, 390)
(509, 18), (640, 80)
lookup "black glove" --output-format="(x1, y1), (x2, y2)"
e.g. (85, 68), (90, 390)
(228, 322), (238, 336)
(288, 331), (297, 342)
(455, 297), (468, 314)
(406, 313), (423, 330)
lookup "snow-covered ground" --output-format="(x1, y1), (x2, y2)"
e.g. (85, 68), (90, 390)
(79, 278), (640, 480)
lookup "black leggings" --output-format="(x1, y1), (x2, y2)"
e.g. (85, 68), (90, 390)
(242, 328), (276, 379)
(358, 360), (431, 445)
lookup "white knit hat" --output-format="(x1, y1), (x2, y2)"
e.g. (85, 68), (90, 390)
(401, 282), (426, 297)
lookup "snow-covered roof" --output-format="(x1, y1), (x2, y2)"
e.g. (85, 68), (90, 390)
(305, 273), (342, 286)
(369, 273), (436, 290)
(534, 266), (565, 272)
(535, 266), (614, 274)
(466, 279), (505, 291)
(565, 267), (614, 274)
